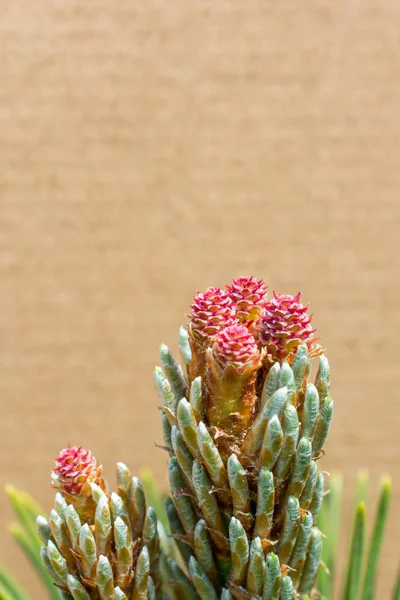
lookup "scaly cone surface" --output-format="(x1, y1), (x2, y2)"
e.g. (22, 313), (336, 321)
(226, 276), (268, 330)
(187, 286), (238, 382)
(38, 447), (160, 600)
(155, 277), (333, 600)
(257, 292), (316, 363)
(51, 446), (107, 523)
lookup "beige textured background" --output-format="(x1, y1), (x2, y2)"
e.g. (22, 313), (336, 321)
(0, 1), (399, 598)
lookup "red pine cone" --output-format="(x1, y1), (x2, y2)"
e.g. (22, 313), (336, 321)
(212, 324), (261, 371)
(257, 292), (315, 361)
(189, 287), (238, 343)
(227, 276), (268, 326)
(52, 446), (103, 495)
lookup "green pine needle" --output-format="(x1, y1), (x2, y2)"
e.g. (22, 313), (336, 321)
(0, 584), (15, 600)
(8, 524), (61, 600)
(393, 567), (400, 600)
(5, 487), (43, 554)
(0, 566), (30, 600)
(342, 502), (366, 600)
(355, 471), (369, 506)
(317, 473), (343, 599)
(361, 476), (391, 600)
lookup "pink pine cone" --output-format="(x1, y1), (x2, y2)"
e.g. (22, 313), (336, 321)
(212, 323), (261, 371)
(206, 324), (262, 443)
(189, 286), (238, 344)
(257, 291), (315, 361)
(52, 446), (103, 496)
(227, 276), (268, 326)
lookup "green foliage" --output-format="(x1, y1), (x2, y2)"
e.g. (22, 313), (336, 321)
(0, 471), (165, 600)
(1, 281), (397, 599)
(2, 471), (397, 599)
(0, 487), (64, 600)
(317, 472), (397, 600)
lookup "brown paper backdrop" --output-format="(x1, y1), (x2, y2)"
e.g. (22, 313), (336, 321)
(1, 1), (399, 597)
